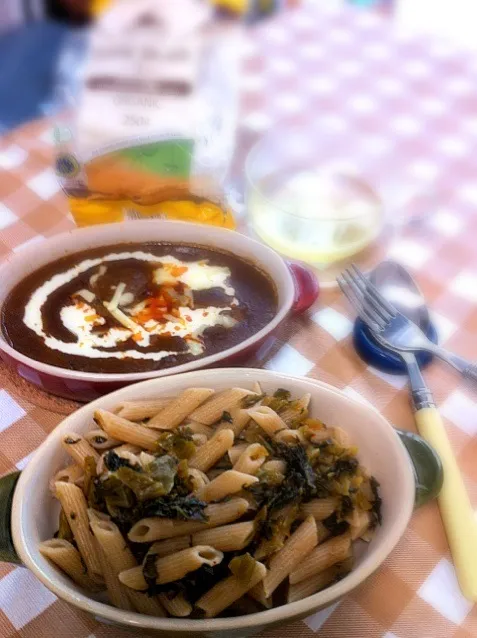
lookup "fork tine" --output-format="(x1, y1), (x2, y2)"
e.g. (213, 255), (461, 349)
(350, 264), (397, 317)
(337, 277), (383, 333)
(342, 269), (388, 327)
(340, 272), (385, 330)
(345, 267), (393, 323)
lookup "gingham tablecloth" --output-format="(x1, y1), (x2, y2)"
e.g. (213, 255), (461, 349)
(0, 4), (477, 637)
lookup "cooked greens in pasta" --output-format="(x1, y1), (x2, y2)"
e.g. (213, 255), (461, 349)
(42, 386), (382, 618)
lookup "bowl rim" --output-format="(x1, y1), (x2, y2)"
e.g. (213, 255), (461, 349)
(12, 368), (415, 632)
(0, 221), (295, 383)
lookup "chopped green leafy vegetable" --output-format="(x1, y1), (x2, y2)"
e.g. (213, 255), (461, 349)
(83, 455), (98, 507)
(103, 451), (138, 472)
(273, 388), (291, 401)
(322, 512), (350, 537)
(221, 411), (233, 423)
(241, 393), (264, 408)
(229, 553), (256, 582)
(157, 429), (196, 460)
(141, 495), (207, 522)
(370, 476), (382, 526)
(55, 508), (74, 542)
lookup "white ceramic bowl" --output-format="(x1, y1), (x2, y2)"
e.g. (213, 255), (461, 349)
(1, 368), (442, 637)
(0, 221), (319, 401)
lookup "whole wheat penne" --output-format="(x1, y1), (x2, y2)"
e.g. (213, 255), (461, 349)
(196, 558), (267, 618)
(188, 468), (210, 492)
(189, 388), (255, 425)
(192, 521), (255, 552)
(97, 544), (134, 611)
(349, 510), (372, 541)
(147, 388), (215, 429)
(128, 498), (249, 542)
(123, 546), (223, 587)
(185, 421), (214, 438)
(195, 470), (258, 502)
(261, 459), (287, 475)
(126, 590), (166, 616)
(274, 429), (302, 444)
(252, 382), (262, 394)
(85, 429), (120, 451)
(54, 482), (103, 581)
(188, 429), (235, 472)
(316, 522), (331, 544)
(61, 434), (99, 467)
(118, 565), (147, 591)
(191, 433), (208, 447)
(247, 406), (288, 436)
(228, 443), (249, 464)
(301, 497), (339, 521)
(310, 429), (334, 444)
(248, 583), (273, 608)
(147, 536), (191, 558)
(116, 398), (172, 421)
(159, 592), (192, 617)
(114, 443), (142, 456)
(39, 539), (102, 591)
(95, 410), (158, 451)
(289, 533), (352, 584)
(233, 443), (268, 475)
(216, 407), (250, 436)
(279, 393), (311, 426)
(89, 516), (136, 573)
(332, 426), (351, 447)
(287, 565), (339, 603)
(260, 515), (318, 598)
(49, 464), (84, 494)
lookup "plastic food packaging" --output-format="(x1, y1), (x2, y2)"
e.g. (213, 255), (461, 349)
(54, 0), (241, 228)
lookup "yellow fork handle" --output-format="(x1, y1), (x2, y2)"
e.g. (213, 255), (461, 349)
(415, 407), (477, 601)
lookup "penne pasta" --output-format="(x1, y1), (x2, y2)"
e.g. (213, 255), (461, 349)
(126, 590), (166, 616)
(188, 468), (210, 492)
(147, 388), (215, 429)
(279, 393), (311, 426)
(261, 459), (287, 475)
(39, 539), (102, 591)
(188, 429), (235, 473)
(116, 399), (172, 421)
(274, 429), (302, 444)
(117, 565), (147, 591)
(84, 429), (120, 451)
(192, 521), (255, 552)
(54, 482), (103, 581)
(42, 383), (382, 618)
(196, 557), (267, 618)
(147, 536), (191, 558)
(287, 565), (340, 603)
(233, 443), (268, 475)
(289, 533), (352, 584)
(216, 407), (250, 436)
(97, 544), (134, 611)
(195, 470), (258, 502)
(260, 515), (318, 598)
(61, 434), (99, 467)
(189, 388), (255, 425)
(228, 443), (249, 465)
(94, 410), (158, 451)
(159, 592), (192, 617)
(247, 406), (288, 436)
(128, 497), (249, 542)
(185, 421), (214, 438)
(49, 464), (84, 494)
(301, 497), (339, 521)
(121, 546), (223, 587)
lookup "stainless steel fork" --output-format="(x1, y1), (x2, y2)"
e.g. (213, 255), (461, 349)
(338, 265), (477, 383)
(338, 263), (477, 602)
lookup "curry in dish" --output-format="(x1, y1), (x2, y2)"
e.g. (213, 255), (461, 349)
(1, 243), (277, 373)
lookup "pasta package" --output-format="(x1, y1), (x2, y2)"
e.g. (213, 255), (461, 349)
(55, 0), (240, 229)
(43, 385), (382, 618)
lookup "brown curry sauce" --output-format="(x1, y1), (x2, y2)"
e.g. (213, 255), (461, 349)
(1, 243), (277, 374)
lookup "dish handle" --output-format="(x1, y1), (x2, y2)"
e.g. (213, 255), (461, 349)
(0, 472), (21, 564)
(396, 429), (443, 509)
(287, 262), (320, 314)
